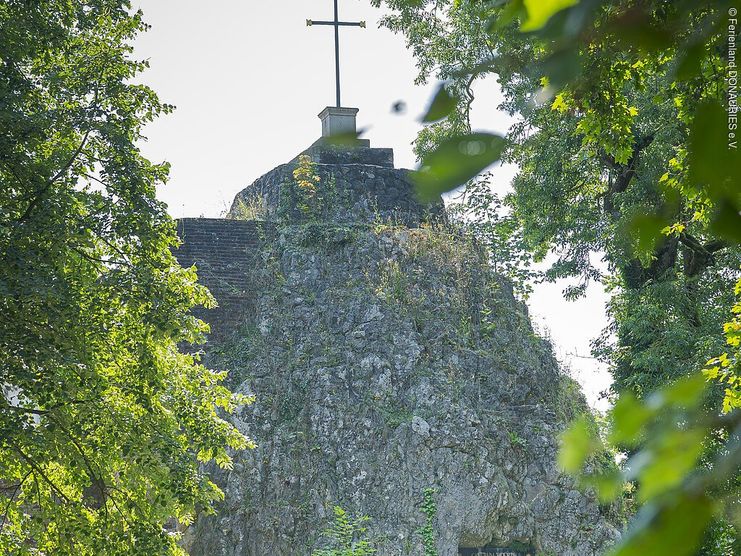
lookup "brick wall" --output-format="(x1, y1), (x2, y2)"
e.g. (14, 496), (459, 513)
(175, 218), (272, 344)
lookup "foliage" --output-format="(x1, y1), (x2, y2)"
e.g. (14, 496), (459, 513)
(293, 154), (322, 218)
(230, 195), (267, 221)
(508, 430), (526, 448)
(704, 276), (741, 413)
(372, 0), (741, 553)
(446, 173), (537, 298)
(279, 154), (341, 223)
(0, 2), (251, 554)
(417, 488), (437, 556)
(312, 506), (377, 556)
(560, 375), (739, 556)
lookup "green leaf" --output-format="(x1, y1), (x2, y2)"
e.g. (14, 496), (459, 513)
(487, 0), (525, 32)
(689, 101), (739, 199)
(324, 129), (368, 147)
(711, 198), (741, 244)
(635, 428), (705, 502)
(688, 101), (741, 244)
(675, 42), (705, 81)
(521, 0), (578, 31)
(609, 393), (654, 447)
(558, 416), (599, 474)
(609, 494), (714, 556)
(538, 46), (581, 89)
(658, 373), (707, 408)
(422, 84), (457, 123)
(605, 10), (673, 52)
(413, 133), (506, 202)
(581, 468), (624, 503)
(629, 212), (669, 257)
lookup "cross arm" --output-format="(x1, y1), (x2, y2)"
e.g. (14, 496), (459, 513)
(307, 20), (366, 27)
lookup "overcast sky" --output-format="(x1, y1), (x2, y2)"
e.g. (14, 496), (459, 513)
(133, 0), (612, 410)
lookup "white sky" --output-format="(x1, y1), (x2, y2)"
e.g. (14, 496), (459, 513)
(133, 0), (612, 411)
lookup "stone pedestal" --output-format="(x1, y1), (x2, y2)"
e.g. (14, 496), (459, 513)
(318, 106), (359, 137)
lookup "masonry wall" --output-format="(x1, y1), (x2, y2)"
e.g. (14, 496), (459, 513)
(175, 218), (273, 344)
(228, 163), (444, 226)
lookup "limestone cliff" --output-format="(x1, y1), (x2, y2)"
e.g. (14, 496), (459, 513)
(175, 143), (619, 556)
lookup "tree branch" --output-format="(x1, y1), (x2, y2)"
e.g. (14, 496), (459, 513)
(17, 127), (93, 223)
(16, 72), (103, 224)
(11, 442), (70, 504)
(0, 470), (32, 531)
(602, 133), (655, 218)
(679, 232), (728, 277)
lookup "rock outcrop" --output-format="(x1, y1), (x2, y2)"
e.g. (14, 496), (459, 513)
(176, 142), (619, 556)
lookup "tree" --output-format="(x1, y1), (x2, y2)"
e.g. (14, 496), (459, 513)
(0, 2), (250, 553)
(371, 0), (741, 554)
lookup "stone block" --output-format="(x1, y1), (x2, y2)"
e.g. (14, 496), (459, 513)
(318, 106), (359, 138)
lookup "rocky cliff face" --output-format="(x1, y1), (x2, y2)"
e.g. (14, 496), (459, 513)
(177, 145), (619, 556)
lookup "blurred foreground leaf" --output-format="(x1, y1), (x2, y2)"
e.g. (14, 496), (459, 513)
(413, 133), (506, 201)
(558, 416), (599, 474)
(628, 212), (669, 258)
(324, 128), (369, 147)
(609, 494), (715, 556)
(421, 84), (457, 123)
(560, 372), (740, 556)
(521, 0), (579, 31)
(630, 428), (704, 502)
(608, 393), (654, 447)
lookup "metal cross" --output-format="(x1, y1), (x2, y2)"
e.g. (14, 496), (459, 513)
(307, 0), (366, 108)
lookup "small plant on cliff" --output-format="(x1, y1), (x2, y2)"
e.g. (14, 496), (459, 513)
(293, 154), (321, 219)
(417, 488), (438, 556)
(375, 259), (409, 304)
(312, 506), (377, 556)
(282, 155), (342, 223)
(508, 430), (526, 448)
(230, 194), (267, 221)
